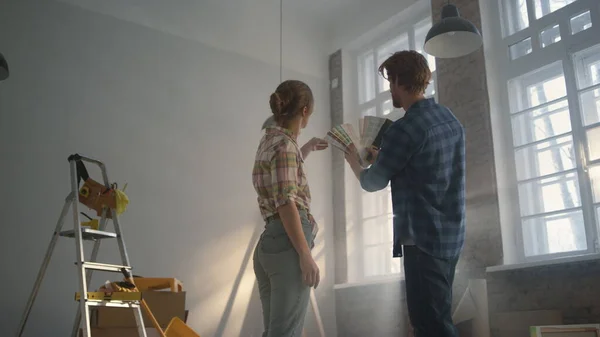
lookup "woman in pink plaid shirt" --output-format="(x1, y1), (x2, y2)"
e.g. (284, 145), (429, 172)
(252, 80), (328, 337)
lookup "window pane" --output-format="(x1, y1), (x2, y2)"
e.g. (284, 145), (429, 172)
(522, 209), (586, 256)
(391, 256), (402, 274)
(382, 99), (406, 120)
(518, 171), (581, 216)
(414, 18), (436, 73)
(364, 245), (389, 277)
(359, 52), (376, 103)
(540, 24), (561, 47)
(362, 192), (384, 218)
(362, 107), (376, 118)
(511, 99), (571, 146)
(579, 88), (600, 126)
(534, 0), (577, 19)
(377, 34), (409, 93)
(573, 44), (600, 90)
(426, 73), (436, 98)
(587, 126), (600, 162)
(501, 0), (530, 36)
(515, 135), (576, 181)
(571, 11), (592, 35)
(382, 99), (393, 116)
(362, 216), (392, 246)
(589, 165), (600, 203)
(510, 37), (533, 60)
(508, 61), (566, 113)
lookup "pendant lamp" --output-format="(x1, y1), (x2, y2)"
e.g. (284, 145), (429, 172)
(424, 3), (483, 58)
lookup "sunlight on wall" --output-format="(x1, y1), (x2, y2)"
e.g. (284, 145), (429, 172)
(313, 218), (327, 280)
(187, 222), (262, 337)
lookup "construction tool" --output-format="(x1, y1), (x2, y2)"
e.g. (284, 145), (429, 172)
(17, 154), (147, 337)
(120, 269), (201, 337)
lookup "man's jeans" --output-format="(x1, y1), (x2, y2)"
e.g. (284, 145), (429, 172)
(404, 245), (459, 337)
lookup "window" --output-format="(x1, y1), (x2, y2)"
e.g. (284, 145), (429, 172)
(349, 13), (437, 281)
(499, 0), (600, 261)
(534, 0), (577, 19)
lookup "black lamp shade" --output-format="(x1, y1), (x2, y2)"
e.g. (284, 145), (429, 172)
(424, 4), (483, 58)
(0, 53), (8, 81)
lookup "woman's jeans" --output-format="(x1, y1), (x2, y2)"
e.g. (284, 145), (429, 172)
(253, 210), (314, 337)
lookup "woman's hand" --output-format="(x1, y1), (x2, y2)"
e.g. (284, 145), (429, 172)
(301, 137), (329, 158)
(299, 252), (320, 288)
(307, 137), (329, 151)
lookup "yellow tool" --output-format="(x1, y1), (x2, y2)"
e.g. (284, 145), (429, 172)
(121, 269), (201, 337)
(74, 291), (142, 302)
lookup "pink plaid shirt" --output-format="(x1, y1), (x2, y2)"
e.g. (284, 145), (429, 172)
(252, 126), (318, 237)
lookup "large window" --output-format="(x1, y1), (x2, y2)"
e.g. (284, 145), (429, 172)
(499, 0), (600, 261)
(349, 14), (437, 281)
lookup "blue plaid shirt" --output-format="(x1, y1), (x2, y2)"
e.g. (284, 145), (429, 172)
(359, 98), (466, 259)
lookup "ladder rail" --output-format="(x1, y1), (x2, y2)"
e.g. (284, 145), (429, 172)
(68, 153), (110, 187)
(70, 160), (93, 337)
(70, 209), (108, 337)
(20, 155), (146, 337)
(16, 193), (74, 337)
(112, 208), (133, 269)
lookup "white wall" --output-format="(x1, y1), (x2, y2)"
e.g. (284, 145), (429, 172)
(0, 1), (335, 336)
(329, 0), (420, 54)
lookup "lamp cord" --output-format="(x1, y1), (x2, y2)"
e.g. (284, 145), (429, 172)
(279, 0), (283, 83)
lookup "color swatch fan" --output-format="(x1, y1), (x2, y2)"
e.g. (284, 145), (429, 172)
(360, 116), (393, 150)
(325, 123), (361, 153)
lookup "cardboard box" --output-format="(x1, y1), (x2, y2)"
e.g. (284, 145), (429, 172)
(492, 310), (563, 337)
(530, 324), (600, 337)
(80, 328), (161, 337)
(452, 279), (490, 337)
(92, 291), (186, 328)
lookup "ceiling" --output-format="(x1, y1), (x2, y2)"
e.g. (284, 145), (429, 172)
(55, 0), (405, 33)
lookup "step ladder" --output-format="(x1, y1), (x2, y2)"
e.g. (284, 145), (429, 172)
(17, 154), (147, 337)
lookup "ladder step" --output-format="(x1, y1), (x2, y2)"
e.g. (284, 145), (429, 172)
(86, 301), (141, 309)
(75, 291), (142, 302)
(78, 262), (131, 272)
(59, 228), (117, 240)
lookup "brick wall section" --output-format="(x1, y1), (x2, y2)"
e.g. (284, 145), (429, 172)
(487, 260), (600, 336)
(430, 0), (503, 309)
(335, 281), (410, 336)
(329, 49), (348, 285)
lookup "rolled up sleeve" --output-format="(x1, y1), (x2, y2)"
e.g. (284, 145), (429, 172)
(270, 143), (301, 208)
(360, 125), (416, 192)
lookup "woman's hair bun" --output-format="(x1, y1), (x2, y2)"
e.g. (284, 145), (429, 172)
(269, 92), (285, 116)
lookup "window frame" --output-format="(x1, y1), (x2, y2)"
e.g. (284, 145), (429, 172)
(346, 9), (438, 282)
(498, 0), (600, 263)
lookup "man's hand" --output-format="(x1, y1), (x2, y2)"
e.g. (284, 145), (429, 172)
(301, 137), (329, 158)
(366, 146), (380, 165)
(344, 144), (364, 180)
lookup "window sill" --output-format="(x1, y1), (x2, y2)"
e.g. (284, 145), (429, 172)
(486, 253), (600, 273)
(333, 274), (405, 290)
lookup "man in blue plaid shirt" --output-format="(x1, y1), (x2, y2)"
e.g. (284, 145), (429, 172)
(345, 51), (466, 337)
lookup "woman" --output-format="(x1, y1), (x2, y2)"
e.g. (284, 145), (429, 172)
(252, 79), (328, 337)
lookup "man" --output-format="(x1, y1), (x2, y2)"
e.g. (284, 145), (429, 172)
(345, 50), (466, 337)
